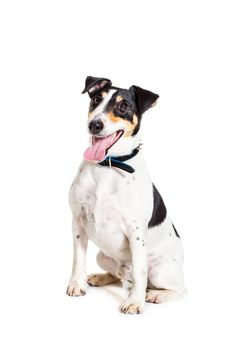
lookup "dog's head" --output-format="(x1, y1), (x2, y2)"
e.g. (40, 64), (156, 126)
(82, 76), (159, 162)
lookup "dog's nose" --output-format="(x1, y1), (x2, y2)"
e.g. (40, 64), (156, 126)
(88, 120), (104, 134)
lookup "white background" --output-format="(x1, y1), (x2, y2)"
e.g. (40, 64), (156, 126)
(0, 0), (232, 349)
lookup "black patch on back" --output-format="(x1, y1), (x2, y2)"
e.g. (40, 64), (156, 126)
(148, 184), (167, 228)
(172, 224), (180, 238)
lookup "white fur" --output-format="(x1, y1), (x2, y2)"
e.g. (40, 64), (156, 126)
(67, 89), (185, 313)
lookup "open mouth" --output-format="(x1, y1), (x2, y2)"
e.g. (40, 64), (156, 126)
(84, 130), (124, 162)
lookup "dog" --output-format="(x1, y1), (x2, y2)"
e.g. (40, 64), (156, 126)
(66, 76), (185, 314)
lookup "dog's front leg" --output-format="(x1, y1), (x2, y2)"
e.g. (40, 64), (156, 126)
(121, 229), (147, 314)
(66, 216), (88, 297)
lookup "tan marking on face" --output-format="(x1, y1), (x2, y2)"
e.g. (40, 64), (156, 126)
(88, 111), (94, 119)
(108, 111), (121, 123)
(116, 95), (124, 103)
(88, 91), (108, 119)
(106, 112), (138, 137)
(124, 114), (138, 137)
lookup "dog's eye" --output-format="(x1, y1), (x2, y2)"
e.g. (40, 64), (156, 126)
(92, 94), (102, 106)
(118, 101), (129, 113)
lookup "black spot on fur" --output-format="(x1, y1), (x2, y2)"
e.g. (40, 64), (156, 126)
(76, 235), (80, 239)
(172, 224), (180, 238)
(148, 184), (167, 228)
(136, 237), (140, 240)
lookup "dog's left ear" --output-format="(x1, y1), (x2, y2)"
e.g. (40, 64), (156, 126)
(82, 76), (112, 96)
(129, 85), (159, 115)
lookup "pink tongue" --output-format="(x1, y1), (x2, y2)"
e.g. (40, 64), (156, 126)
(84, 134), (116, 162)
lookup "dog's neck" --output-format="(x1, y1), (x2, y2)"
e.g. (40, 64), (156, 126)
(104, 133), (141, 158)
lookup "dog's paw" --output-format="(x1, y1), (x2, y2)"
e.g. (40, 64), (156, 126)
(120, 298), (145, 314)
(146, 290), (162, 303)
(87, 273), (118, 287)
(146, 289), (180, 303)
(66, 281), (86, 297)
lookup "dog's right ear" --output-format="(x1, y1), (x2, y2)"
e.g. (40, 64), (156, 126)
(82, 76), (112, 96)
(129, 85), (159, 115)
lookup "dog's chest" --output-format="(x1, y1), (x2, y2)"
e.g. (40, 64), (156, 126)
(71, 164), (138, 260)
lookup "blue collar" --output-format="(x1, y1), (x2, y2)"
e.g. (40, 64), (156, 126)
(98, 147), (140, 173)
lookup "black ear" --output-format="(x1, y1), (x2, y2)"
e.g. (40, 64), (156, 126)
(129, 85), (159, 115)
(82, 76), (112, 96)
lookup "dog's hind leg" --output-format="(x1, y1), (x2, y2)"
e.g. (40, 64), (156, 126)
(146, 261), (186, 303)
(87, 251), (119, 287)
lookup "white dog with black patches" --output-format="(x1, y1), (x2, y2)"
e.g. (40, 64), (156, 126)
(67, 76), (185, 314)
